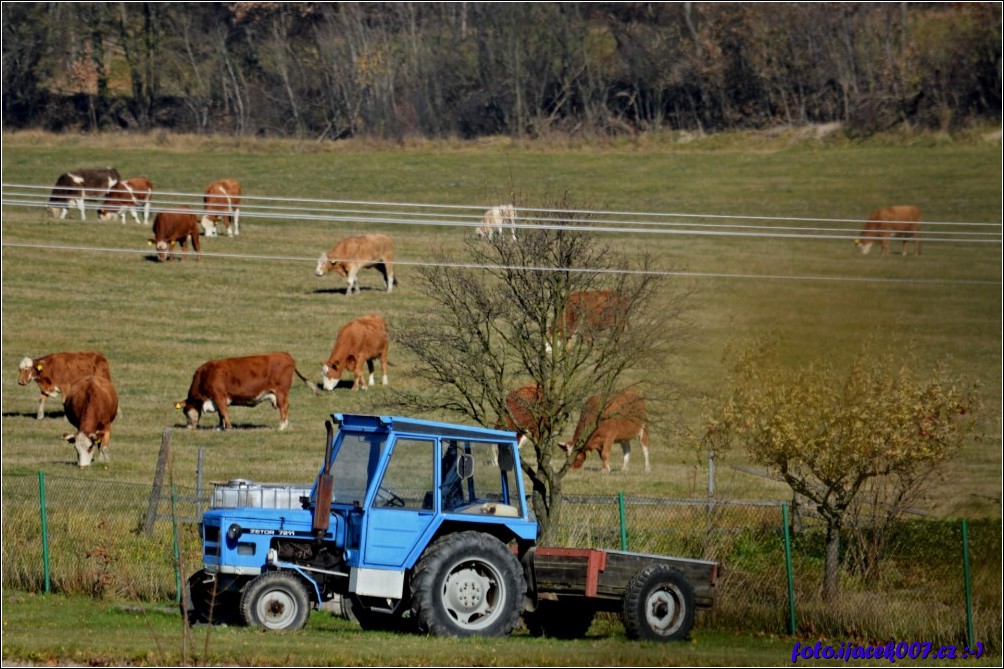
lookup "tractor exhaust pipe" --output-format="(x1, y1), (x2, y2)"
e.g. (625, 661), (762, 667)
(312, 420), (335, 541)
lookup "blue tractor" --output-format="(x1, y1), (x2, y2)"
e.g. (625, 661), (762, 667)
(187, 413), (719, 640)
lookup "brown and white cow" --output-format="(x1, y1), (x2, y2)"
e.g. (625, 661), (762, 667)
(18, 351), (112, 420)
(315, 234), (396, 295)
(201, 179), (242, 237)
(561, 388), (650, 473)
(321, 314), (390, 391)
(61, 375), (119, 467)
(854, 205), (922, 256)
(546, 289), (629, 354)
(47, 167), (121, 220)
(98, 176), (153, 225)
(502, 383), (548, 450)
(149, 207), (202, 262)
(476, 204), (517, 241)
(177, 352), (317, 431)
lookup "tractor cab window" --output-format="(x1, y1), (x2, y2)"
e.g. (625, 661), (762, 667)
(328, 431), (387, 506)
(440, 440), (522, 515)
(375, 438), (434, 509)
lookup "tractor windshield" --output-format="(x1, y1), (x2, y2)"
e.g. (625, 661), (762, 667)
(328, 430), (388, 505)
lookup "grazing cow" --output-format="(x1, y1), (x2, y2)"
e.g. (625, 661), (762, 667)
(561, 388), (650, 473)
(476, 204), (517, 241)
(17, 351), (112, 420)
(854, 205), (922, 256)
(177, 352), (317, 431)
(201, 178), (242, 237)
(47, 167), (121, 220)
(98, 176), (153, 225)
(502, 384), (547, 450)
(61, 375), (119, 467)
(546, 289), (629, 354)
(149, 207), (202, 261)
(321, 314), (390, 391)
(315, 234), (396, 295)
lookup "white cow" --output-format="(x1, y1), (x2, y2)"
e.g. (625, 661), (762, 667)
(476, 204), (517, 241)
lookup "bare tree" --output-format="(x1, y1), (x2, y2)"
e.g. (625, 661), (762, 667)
(391, 196), (692, 542)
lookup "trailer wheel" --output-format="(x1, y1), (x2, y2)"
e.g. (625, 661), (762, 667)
(411, 531), (525, 637)
(240, 571), (311, 631)
(621, 564), (695, 641)
(523, 600), (595, 639)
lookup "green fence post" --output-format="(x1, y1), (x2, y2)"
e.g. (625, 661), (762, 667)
(962, 519), (974, 649)
(782, 502), (796, 635)
(618, 492), (627, 551)
(38, 471), (51, 594)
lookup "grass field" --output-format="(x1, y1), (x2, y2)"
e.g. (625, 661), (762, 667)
(2, 129), (999, 511)
(1, 128), (1001, 665)
(4, 590), (1001, 667)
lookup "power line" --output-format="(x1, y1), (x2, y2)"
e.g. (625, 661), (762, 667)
(2, 182), (1000, 244)
(3, 241), (999, 287)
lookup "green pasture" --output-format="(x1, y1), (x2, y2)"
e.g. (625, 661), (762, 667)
(1, 129), (1001, 666)
(4, 590), (1000, 667)
(2, 130), (999, 511)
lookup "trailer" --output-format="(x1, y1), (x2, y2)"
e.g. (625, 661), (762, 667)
(186, 413), (720, 640)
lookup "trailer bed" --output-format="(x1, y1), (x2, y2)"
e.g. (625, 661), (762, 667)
(527, 546), (719, 608)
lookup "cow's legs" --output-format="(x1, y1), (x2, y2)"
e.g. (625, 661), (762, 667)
(620, 440), (632, 471)
(600, 437), (614, 473)
(380, 351), (389, 385)
(639, 425), (651, 472)
(277, 393), (289, 430)
(36, 395), (47, 420)
(366, 359), (375, 388)
(346, 268), (360, 295)
(214, 396), (232, 430)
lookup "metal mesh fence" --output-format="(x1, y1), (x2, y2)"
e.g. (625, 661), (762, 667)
(2, 473), (999, 647)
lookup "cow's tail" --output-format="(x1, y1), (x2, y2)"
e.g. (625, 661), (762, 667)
(295, 368), (320, 395)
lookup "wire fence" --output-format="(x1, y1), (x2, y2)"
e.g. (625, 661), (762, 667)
(1, 473), (999, 647)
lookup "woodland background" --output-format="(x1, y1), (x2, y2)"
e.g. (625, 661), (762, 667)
(2, 2), (1001, 141)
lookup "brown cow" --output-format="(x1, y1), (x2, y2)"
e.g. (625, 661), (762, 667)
(315, 234), (396, 295)
(177, 352), (317, 431)
(561, 388), (650, 473)
(47, 167), (120, 220)
(149, 207), (202, 262)
(98, 176), (153, 225)
(855, 205), (922, 256)
(61, 375), (119, 467)
(18, 351), (112, 420)
(546, 289), (628, 354)
(502, 384), (547, 450)
(201, 179), (242, 237)
(321, 314), (390, 391)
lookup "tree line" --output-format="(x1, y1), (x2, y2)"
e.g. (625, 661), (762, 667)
(2, 2), (1001, 140)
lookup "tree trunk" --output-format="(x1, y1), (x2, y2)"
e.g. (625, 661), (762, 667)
(823, 522), (841, 602)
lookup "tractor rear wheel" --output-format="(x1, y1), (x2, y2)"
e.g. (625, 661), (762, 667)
(411, 531), (525, 637)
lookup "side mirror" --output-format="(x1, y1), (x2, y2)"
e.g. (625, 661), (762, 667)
(496, 445), (515, 472)
(457, 453), (474, 479)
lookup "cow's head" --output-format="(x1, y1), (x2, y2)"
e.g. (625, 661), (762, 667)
(200, 216), (218, 237)
(17, 358), (38, 385)
(854, 238), (874, 255)
(315, 253), (334, 277)
(175, 398), (206, 428)
(63, 431), (102, 467)
(148, 238), (172, 262)
(321, 356), (356, 391)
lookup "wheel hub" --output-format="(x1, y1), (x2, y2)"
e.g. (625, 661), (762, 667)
(443, 567), (493, 625)
(645, 588), (681, 635)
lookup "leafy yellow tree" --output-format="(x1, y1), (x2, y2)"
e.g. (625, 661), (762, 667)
(699, 336), (980, 601)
